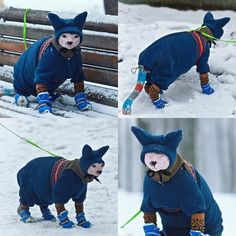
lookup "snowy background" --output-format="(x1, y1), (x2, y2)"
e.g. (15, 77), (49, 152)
(118, 118), (236, 235)
(119, 3), (236, 117)
(2, 0), (105, 14)
(0, 118), (118, 236)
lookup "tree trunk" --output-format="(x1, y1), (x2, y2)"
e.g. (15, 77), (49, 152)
(104, 0), (118, 15)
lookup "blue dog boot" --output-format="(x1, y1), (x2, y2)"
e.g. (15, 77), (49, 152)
(76, 212), (92, 228)
(15, 94), (29, 107)
(40, 206), (56, 222)
(201, 83), (214, 95)
(153, 98), (168, 109)
(17, 206), (34, 223)
(143, 223), (161, 236)
(190, 230), (205, 236)
(74, 92), (92, 111)
(36, 92), (52, 114)
(58, 210), (75, 228)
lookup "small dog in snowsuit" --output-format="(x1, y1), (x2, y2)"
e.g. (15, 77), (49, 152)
(122, 12), (230, 114)
(131, 126), (223, 236)
(17, 144), (109, 228)
(13, 12), (92, 113)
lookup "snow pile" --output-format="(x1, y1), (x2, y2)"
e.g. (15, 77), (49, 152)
(119, 3), (236, 117)
(0, 118), (118, 236)
(118, 190), (236, 236)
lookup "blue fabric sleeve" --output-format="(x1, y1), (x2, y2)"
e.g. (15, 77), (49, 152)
(178, 171), (206, 216)
(140, 177), (156, 213)
(34, 54), (54, 86)
(73, 186), (87, 203)
(71, 69), (86, 83)
(196, 45), (210, 73)
(52, 170), (78, 204)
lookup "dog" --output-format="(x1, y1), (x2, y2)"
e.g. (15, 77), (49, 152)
(17, 144), (109, 228)
(137, 12), (230, 109)
(131, 126), (223, 236)
(13, 12), (92, 113)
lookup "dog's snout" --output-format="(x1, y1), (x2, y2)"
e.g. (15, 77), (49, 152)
(151, 161), (157, 166)
(67, 41), (73, 46)
(97, 170), (102, 174)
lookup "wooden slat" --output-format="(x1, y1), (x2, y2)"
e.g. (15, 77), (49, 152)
(0, 39), (118, 69)
(0, 7), (118, 34)
(0, 53), (117, 87)
(0, 24), (118, 51)
(0, 68), (117, 107)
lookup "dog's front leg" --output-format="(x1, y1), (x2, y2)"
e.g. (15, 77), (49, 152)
(55, 203), (75, 228)
(199, 73), (214, 95)
(75, 202), (92, 228)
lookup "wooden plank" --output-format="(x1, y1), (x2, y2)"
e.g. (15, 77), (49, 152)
(0, 53), (118, 87)
(0, 24), (118, 51)
(0, 39), (118, 69)
(0, 7), (118, 34)
(0, 68), (117, 107)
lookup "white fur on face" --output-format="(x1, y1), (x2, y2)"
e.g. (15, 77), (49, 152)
(87, 163), (104, 177)
(144, 153), (170, 172)
(58, 33), (81, 49)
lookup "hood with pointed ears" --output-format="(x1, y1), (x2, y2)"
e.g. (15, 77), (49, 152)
(48, 11), (88, 42)
(202, 12), (230, 39)
(79, 144), (109, 174)
(131, 126), (182, 169)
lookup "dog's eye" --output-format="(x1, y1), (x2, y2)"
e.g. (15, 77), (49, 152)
(61, 34), (67, 38)
(92, 164), (96, 168)
(74, 35), (79, 39)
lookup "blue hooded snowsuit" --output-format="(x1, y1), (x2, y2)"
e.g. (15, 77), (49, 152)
(17, 144), (109, 207)
(13, 12), (88, 96)
(138, 12), (230, 91)
(131, 126), (223, 236)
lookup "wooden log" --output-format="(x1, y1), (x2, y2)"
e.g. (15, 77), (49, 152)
(104, 0), (118, 15)
(0, 52), (118, 87)
(0, 24), (118, 51)
(0, 7), (118, 34)
(0, 38), (118, 69)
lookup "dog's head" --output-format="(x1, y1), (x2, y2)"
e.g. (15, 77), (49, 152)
(48, 11), (87, 48)
(202, 12), (230, 39)
(131, 126), (182, 171)
(80, 144), (109, 177)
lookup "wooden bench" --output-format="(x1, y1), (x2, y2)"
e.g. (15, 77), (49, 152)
(0, 7), (118, 108)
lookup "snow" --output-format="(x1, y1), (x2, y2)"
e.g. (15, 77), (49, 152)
(3, 0), (105, 15)
(0, 118), (118, 236)
(118, 190), (236, 236)
(118, 3), (236, 117)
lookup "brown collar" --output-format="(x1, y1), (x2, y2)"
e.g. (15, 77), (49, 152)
(50, 38), (79, 59)
(62, 159), (94, 184)
(147, 154), (185, 183)
(197, 26), (214, 41)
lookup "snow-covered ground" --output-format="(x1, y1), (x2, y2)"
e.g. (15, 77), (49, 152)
(119, 3), (236, 117)
(118, 189), (236, 236)
(3, 0), (105, 14)
(0, 118), (118, 236)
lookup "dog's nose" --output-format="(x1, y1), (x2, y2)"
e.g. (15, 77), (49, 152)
(97, 170), (102, 175)
(151, 161), (157, 166)
(67, 41), (73, 46)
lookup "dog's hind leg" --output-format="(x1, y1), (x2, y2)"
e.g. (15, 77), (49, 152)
(39, 205), (56, 222)
(17, 204), (34, 223)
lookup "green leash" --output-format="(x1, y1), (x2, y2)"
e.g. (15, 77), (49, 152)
(23, 8), (30, 50)
(120, 209), (141, 229)
(188, 26), (236, 44)
(0, 122), (60, 157)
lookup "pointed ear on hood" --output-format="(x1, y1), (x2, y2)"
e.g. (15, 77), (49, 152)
(203, 11), (214, 23)
(74, 11), (88, 29)
(82, 144), (93, 159)
(48, 13), (64, 30)
(131, 126), (151, 146)
(164, 130), (182, 150)
(215, 17), (230, 28)
(96, 145), (109, 159)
